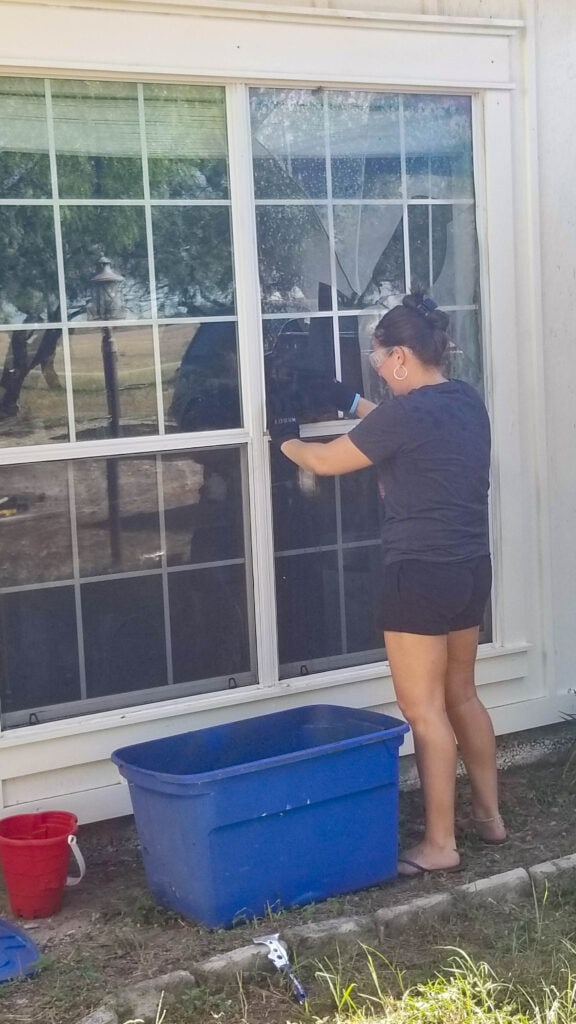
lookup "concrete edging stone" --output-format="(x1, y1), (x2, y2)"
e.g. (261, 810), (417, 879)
(528, 852), (576, 884)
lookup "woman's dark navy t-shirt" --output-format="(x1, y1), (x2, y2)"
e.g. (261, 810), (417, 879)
(348, 379), (490, 566)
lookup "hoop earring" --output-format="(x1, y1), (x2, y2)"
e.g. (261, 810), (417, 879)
(393, 365), (408, 381)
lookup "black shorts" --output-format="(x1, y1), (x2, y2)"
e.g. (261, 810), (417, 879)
(379, 555), (492, 636)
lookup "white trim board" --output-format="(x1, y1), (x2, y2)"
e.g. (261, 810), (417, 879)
(0, 0), (525, 34)
(0, 3), (518, 88)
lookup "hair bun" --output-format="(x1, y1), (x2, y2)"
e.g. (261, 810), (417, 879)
(403, 291), (449, 331)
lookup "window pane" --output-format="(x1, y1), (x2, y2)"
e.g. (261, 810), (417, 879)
(339, 314), (385, 405)
(70, 325), (158, 440)
(73, 456), (160, 576)
(0, 586), (81, 713)
(333, 204), (405, 309)
(81, 575), (167, 697)
(0, 207), (59, 324)
(52, 80), (143, 200)
(271, 312), (386, 417)
(169, 565), (251, 683)
(343, 546), (385, 654)
(256, 206), (332, 313)
(162, 322), (241, 433)
(408, 204), (478, 306)
(270, 421), (389, 676)
(152, 207), (235, 318)
(271, 449), (337, 552)
(0, 78), (51, 198)
(276, 551), (341, 666)
(251, 88), (326, 200)
(264, 316), (338, 420)
(162, 448), (246, 566)
(144, 84), (229, 199)
(329, 91), (401, 200)
(448, 308), (484, 391)
(340, 468), (381, 543)
(60, 206), (150, 319)
(404, 94), (474, 200)
(0, 324), (69, 445)
(271, 451), (385, 677)
(0, 447), (255, 726)
(0, 461), (73, 585)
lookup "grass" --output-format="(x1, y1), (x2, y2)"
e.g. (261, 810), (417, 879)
(107, 875), (576, 1024)
(117, 944), (576, 1024)
(313, 949), (527, 1022)
(314, 947), (576, 1023)
(291, 881), (576, 1023)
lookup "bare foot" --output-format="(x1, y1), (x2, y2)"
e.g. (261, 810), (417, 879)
(471, 813), (507, 845)
(397, 842), (460, 878)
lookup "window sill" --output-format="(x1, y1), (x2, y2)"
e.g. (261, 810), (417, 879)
(0, 641), (531, 748)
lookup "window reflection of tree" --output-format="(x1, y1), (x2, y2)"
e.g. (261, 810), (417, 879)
(0, 307), (85, 418)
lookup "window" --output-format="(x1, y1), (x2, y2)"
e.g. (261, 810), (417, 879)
(0, 79), (239, 442)
(0, 78), (254, 726)
(250, 88), (486, 676)
(0, 77), (486, 727)
(0, 448), (254, 721)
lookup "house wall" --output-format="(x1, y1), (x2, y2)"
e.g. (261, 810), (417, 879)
(0, 0), (570, 821)
(535, 0), (576, 718)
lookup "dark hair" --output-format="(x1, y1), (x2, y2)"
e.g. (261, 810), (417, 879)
(373, 292), (450, 368)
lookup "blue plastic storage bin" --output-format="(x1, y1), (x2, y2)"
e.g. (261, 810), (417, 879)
(112, 704), (409, 928)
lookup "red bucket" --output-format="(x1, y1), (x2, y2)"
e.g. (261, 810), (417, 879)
(0, 811), (85, 918)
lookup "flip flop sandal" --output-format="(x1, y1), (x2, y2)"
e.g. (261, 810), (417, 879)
(397, 857), (463, 878)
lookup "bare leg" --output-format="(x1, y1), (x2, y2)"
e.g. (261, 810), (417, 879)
(445, 627), (506, 842)
(385, 631), (460, 874)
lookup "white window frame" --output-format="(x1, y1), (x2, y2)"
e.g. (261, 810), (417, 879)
(0, 1), (552, 821)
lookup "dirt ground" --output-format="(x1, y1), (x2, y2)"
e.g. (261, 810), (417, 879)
(1, 725), (576, 1023)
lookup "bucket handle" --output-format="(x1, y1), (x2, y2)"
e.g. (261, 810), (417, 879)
(66, 834), (86, 887)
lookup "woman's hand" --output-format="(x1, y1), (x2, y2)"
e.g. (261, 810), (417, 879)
(266, 387), (300, 445)
(301, 376), (361, 415)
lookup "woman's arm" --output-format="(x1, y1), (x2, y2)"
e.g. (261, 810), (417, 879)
(355, 397), (377, 419)
(279, 433), (373, 476)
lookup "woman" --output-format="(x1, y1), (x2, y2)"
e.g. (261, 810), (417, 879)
(268, 292), (506, 876)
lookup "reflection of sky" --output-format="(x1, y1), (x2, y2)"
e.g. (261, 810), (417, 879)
(251, 93), (470, 161)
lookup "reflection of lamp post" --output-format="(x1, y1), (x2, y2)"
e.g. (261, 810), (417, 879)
(90, 256), (125, 564)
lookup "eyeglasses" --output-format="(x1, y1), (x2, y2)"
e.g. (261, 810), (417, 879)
(369, 347), (393, 371)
